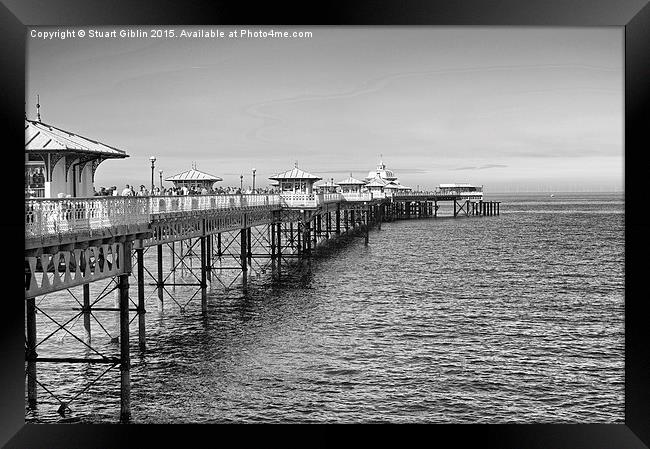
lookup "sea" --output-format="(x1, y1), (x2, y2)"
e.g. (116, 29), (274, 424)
(25, 191), (625, 423)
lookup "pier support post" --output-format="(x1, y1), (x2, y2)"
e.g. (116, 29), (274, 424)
(453, 199), (458, 217)
(336, 205), (341, 235)
(200, 236), (207, 314)
(240, 228), (248, 286)
(247, 227), (252, 266)
(344, 210), (349, 232)
(217, 233), (222, 259)
(270, 223), (276, 261)
(83, 283), (91, 344)
(157, 244), (164, 311)
(119, 271), (131, 423)
(136, 248), (146, 351)
(295, 222), (301, 254)
(205, 234), (212, 287)
(378, 204), (382, 230)
(364, 207), (369, 245)
(276, 221), (282, 275)
(304, 217), (312, 255)
(119, 240), (132, 423)
(497, 202), (500, 215)
(26, 296), (37, 409)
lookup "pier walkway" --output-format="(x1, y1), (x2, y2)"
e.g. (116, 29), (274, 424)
(24, 191), (500, 422)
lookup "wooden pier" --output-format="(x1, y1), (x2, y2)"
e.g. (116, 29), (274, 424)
(24, 191), (500, 421)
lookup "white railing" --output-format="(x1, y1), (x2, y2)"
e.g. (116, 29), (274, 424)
(25, 196), (151, 238)
(341, 192), (372, 202)
(26, 194), (282, 239)
(321, 193), (343, 204)
(150, 194), (280, 214)
(279, 193), (317, 208)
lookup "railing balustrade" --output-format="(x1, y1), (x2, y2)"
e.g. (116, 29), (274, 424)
(26, 194), (282, 239)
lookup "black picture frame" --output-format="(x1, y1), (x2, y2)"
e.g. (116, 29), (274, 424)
(2, 1), (648, 447)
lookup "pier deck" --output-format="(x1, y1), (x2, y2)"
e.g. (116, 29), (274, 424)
(23, 191), (500, 422)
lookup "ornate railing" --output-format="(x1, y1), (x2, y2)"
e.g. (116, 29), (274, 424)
(26, 194), (282, 239)
(279, 193), (317, 208)
(321, 193), (343, 204)
(25, 196), (151, 238)
(150, 194), (280, 214)
(339, 192), (371, 202)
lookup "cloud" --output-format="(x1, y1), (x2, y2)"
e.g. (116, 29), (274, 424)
(451, 164), (508, 171)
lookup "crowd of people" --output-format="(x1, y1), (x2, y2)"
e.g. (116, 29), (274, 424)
(93, 184), (279, 197)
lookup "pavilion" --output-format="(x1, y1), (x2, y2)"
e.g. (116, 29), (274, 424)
(268, 164), (322, 195)
(165, 166), (223, 191)
(336, 174), (366, 193)
(314, 179), (339, 194)
(364, 159), (398, 183)
(365, 176), (389, 195)
(25, 118), (128, 198)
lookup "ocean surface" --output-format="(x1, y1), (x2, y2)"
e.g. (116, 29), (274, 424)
(26, 192), (625, 423)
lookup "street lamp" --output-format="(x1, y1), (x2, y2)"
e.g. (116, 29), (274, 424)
(149, 156), (156, 193)
(159, 169), (163, 191)
(252, 168), (256, 192)
(240, 174), (243, 192)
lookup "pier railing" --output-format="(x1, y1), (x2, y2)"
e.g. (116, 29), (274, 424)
(150, 194), (281, 214)
(341, 192), (372, 202)
(25, 196), (151, 238)
(25, 194), (282, 239)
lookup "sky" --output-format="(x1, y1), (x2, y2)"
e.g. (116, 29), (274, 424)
(26, 26), (623, 192)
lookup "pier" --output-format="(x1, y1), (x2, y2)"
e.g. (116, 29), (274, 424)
(24, 191), (500, 422)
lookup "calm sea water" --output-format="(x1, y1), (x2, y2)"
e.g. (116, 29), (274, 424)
(26, 192), (625, 423)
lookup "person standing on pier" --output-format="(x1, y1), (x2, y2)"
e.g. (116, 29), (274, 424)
(121, 184), (134, 196)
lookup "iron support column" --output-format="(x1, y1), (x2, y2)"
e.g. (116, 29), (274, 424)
(26, 296), (37, 409)
(157, 244), (164, 311)
(200, 236), (207, 314)
(136, 248), (145, 351)
(83, 283), (91, 344)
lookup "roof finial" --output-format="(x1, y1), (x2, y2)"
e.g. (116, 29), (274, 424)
(294, 160), (298, 168)
(36, 94), (41, 122)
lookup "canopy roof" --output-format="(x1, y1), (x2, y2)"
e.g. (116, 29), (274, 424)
(165, 168), (222, 182)
(269, 165), (321, 181)
(25, 119), (128, 158)
(365, 177), (388, 188)
(337, 175), (365, 185)
(383, 183), (401, 189)
(315, 180), (339, 188)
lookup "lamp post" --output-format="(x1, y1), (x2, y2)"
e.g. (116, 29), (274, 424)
(252, 168), (256, 192)
(159, 170), (163, 191)
(149, 156), (156, 193)
(240, 174), (243, 192)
